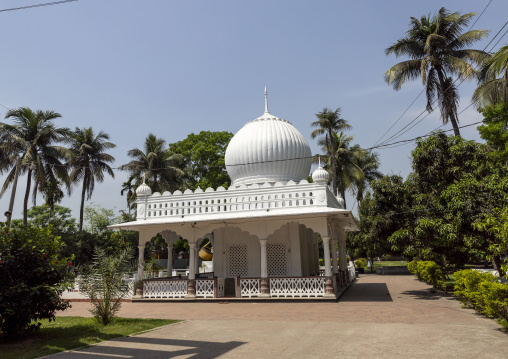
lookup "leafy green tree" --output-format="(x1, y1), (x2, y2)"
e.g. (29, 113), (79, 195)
(477, 102), (508, 167)
(0, 108), (70, 227)
(168, 131), (234, 190)
(83, 202), (118, 236)
(0, 223), (74, 339)
(311, 108), (351, 195)
(120, 175), (137, 217)
(66, 127), (116, 231)
(385, 7), (490, 136)
(473, 43), (508, 107)
(78, 246), (135, 325)
(26, 204), (76, 233)
(119, 134), (184, 193)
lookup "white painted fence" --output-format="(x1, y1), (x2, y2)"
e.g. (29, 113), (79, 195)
(217, 278), (225, 298)
(240, 278), (260, 297)
(143, 279), (188, 298)
(196, 279), (214, 298)
(269, 277), (325, 297)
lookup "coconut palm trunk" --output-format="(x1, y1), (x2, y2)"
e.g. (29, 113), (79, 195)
(23, 168), (33, 228)
(6, 158), (21, 228)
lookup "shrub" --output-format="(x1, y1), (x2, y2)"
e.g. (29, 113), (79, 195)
(408, 260), (443, 286)
(355, 258), (367, 269)
(78, 246), (135, 325)
(0, 223), (74, 339)
(454, 269), (508, 330)
(319, 258), (324, 266)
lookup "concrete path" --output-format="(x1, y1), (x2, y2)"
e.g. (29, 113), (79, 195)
(48, 274), (508, 358)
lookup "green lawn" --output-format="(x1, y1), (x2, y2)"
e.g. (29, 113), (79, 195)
(0, 316), (177, 359)
(372, 260), (407, 271)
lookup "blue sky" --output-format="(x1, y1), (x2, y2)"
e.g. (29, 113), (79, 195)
(1, 0), (507, 221)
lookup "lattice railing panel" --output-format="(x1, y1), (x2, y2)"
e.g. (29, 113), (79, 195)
(269, 277), (325, 297)
(267, 243), (288, 276)
(143, 280), (188, 298)
(240, 278), (260, 297)
(196, 279), (214, 298)
(217, 278), (225, 297)
(228, 244), (248, 277)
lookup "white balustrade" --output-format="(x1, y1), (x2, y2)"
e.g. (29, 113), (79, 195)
(141, 181), (326, 219)
(143, 279), (188, 298)
(196, 279), (214, 298)
(217, 278), (225, 298)
(269, 277), (325, 297)
(240, 278), (260, 297)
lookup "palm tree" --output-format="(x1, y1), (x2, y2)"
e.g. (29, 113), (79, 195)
(311, 108), (351, 195)
(66, 127), (116, 231)
(119, 134), (184, 194)
(0, 107), (70, 227)
(473, 44), (508, 107)
(353, 151), (383, 204)
(385, 7), (490, 136)
(315, 132), (364, 208)
(120, 175), (137, 217)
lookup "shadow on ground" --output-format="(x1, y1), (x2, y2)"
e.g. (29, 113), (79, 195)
(52, 336), (246, 358)
(340, 283), (393, 302)
(400, 289), (451, 300)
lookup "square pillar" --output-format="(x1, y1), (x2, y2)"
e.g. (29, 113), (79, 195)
(259, 238), (270, 297)
(186, 242), (196, 298)
(322, 236), (335, 297)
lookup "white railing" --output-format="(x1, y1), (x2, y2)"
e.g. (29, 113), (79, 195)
(240, 278), (260, 298)
(196, 279), (214, 298)
(139, 180), (330, 220)
(217, 278), (225, 297)
(143, 279), (188, 298)
(347, 264), (356, 282)
(270, 277), (325, 297)
(143, 270), (166, 279)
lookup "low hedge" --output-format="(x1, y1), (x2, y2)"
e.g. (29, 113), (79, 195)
(407, 259), (444, 288)
(453, 269), (508, 330)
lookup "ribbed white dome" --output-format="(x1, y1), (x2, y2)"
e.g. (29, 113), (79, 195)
(225, 109), (312, 186)
(136, 181), (152, 197)
(312, 165), (329, 184)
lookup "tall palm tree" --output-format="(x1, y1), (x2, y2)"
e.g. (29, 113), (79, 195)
(315, 132), (364, 208)
(385, 7), (490, 136)
(120, 175), (137, 217)
(353, 151), (383, 204)
(473, 43), (508, 107)
(0, 107), (70, 227)
(311, 108), (351, 195)
(66, 127), (116, 231)
(119, 134), (184, 194)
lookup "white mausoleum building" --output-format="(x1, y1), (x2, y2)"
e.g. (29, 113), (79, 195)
(111, 90), (358, 299)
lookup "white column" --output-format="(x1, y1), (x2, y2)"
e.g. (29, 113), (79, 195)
(259, 238), (269, 297)
(167, 245), (173, 277)
(322, 236), (332, 277)
(260, 238), (268, 278)
(134, 244), (145, 298)
(338, 226), (347, 272)
(188, 242), (196, 280)
(331, 237), (338, 274)
(195, 245), (200, 274)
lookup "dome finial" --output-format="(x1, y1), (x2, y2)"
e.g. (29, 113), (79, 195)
(264, 86), (269, 114)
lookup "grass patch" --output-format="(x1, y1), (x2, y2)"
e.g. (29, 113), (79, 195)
(0, 316), (177, 359)
(373, 260), (407, 271)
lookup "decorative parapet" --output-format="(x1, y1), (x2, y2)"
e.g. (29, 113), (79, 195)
(136, 180), (342, 220)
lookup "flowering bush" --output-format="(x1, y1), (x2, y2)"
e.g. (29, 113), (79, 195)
(0, 223), (74, 339)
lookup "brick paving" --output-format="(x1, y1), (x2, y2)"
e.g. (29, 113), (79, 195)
(49, 274), (508, 359)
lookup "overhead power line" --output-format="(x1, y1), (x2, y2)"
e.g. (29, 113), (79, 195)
(0, 0), (78, 13)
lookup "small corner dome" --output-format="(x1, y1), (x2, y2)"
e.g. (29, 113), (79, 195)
(225, 89), (312, 186)
(136, 182), (152, 197)
(312, 165), (329, 184)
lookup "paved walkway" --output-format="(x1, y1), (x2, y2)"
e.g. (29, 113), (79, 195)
(48, 274), (508, 358)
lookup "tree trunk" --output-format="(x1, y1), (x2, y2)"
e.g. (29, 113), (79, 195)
(79, 178), (86, 231)
(340, 185), (347, 209)
(493, 255), (505, 277)
(328, 131), (338, 195)
(23, 168), (33, 228)
(6, 158), (21, 229)
(437, 70), (461, 137)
